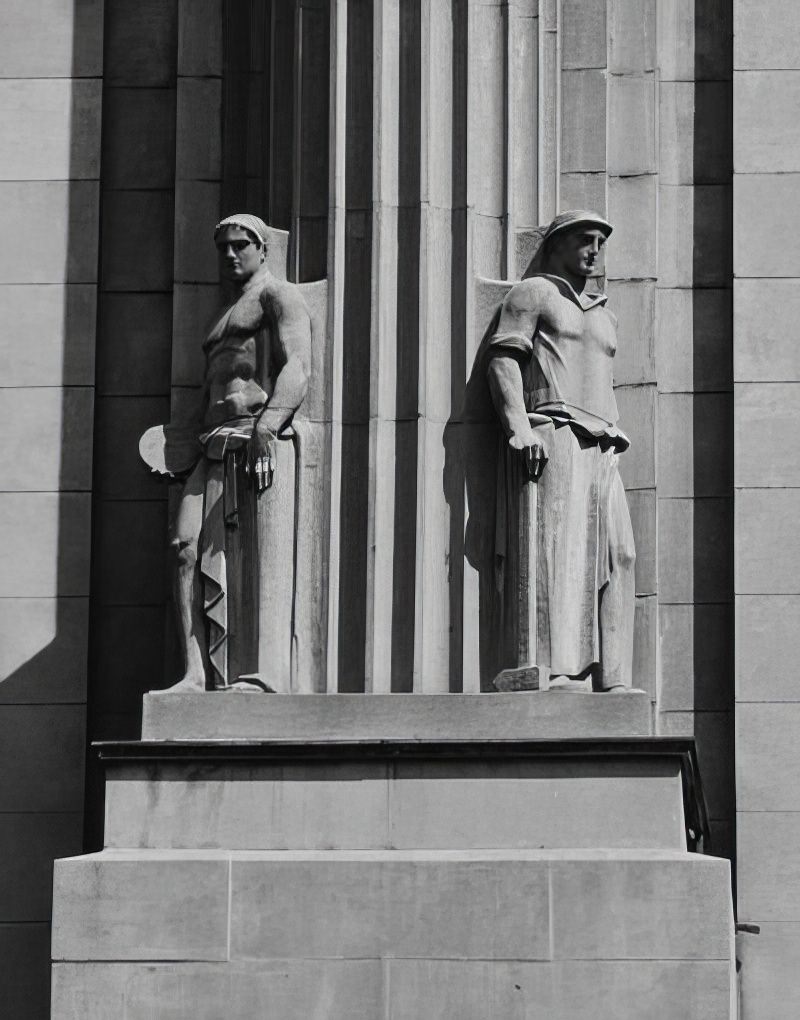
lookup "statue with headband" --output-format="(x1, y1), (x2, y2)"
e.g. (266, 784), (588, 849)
(139, 214), (313, 693)
(462, 210), (637, 694)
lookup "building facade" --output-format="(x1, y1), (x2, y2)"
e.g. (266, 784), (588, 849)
(0, 0), (792, 1016)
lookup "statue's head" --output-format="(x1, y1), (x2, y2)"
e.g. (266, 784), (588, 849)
(539, 210), (612, 280)
(214, 213), (270, 284)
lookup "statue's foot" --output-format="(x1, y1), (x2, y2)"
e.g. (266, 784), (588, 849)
(493, 665), (540, 692)
(219, 675), (275, 693)
(604, 684), (644, 694)
(548, 675), (591, 693)
(159, 672), (207, 694)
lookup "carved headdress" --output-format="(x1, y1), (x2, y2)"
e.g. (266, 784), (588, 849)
(523, 209), (613, 277)
(214, 213), (271, 249)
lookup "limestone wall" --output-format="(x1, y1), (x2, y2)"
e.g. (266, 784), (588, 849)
(0, 0), (103, 1013)
(734, 3), (800, 1016)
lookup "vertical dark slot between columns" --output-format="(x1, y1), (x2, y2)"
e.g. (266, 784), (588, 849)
(692, 0), (735, 871)
(447, 0), (469, 691)
(336, 0), (373, 691)
(390, 0), (422, 691)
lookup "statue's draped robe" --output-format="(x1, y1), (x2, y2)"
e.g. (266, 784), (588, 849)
(462, 274), (635, 688)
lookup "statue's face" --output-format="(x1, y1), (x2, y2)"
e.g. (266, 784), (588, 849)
(550, 226), (607, 277)
(215, 225), (264, 283)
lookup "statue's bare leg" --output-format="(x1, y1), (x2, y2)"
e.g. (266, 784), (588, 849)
(166, 461), (208, 692)
(597, 470), (636, 692)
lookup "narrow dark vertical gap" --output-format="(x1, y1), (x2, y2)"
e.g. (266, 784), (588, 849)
(692, 0), (735, 878)
(336, 0), (373, 691)
(390, 0), (422, 692)
(447, 0), (469, 691)
(268, 0), (296, 227)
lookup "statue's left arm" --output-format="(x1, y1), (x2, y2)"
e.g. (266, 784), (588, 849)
(249, 281), (312, 490)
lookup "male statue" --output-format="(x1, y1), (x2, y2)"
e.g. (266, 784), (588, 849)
(140, 214), (312, 692)
(464, 210), (636, 692)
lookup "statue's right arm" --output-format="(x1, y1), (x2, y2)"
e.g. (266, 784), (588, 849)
(486, 282), (551, 450)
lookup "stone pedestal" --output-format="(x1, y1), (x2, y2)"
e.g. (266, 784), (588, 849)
(51, 696), (735, 1019)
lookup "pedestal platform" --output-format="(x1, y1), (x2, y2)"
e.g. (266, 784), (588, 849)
(52, 695), (735, 1019)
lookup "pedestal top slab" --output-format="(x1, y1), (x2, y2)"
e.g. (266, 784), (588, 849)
(141, 691), (652, 742)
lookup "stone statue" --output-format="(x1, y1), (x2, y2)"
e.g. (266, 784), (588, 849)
(463, 210), (636, 693)
(140, 214), (315, 693)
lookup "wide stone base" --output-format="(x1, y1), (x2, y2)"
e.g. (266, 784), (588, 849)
(141, 690), (653, 740)
(52, 848), (735, 1019)
(52, 696), (734, 1019)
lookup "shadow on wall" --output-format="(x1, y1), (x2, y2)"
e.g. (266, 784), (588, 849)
(691, 0), (735, 869)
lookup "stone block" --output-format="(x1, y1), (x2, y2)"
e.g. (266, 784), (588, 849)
(615, 384), (655, 488)
(608, 0), (656, 74)
(659, 603), (732, 712)
(737, 812), (800, 920)
(735, 279), (800, 382)
(231, 853), (551, 960)
(0, 181), (99, 284)
(657, 288), (733, 393)
(97, 293), (172, 396)
(657, 0), (694, 82)
(736, 72), (800, 172)
(387, 958), (733, 1020)
(658, 710), (694, 737)
(471, 212), (505, 279)
(0, 284), (96, 387)
(607, 175), (657, 280)
(0, 705), (85, 812)
(176, 78), (222, 181)
(658, 392), (732, 497)
(92, 500), (168, 605)
(52, 960), (383, 1020)
(659, 81), (694, 185)
(695, 185), (733, 288)
(562, 0), (606, 69)
(172, 283), (221, 386)
(736, 489), (800, 594)
(736, 594), (800, 702)
(101, 87), (176, 190)
(387, 761), (683, 850)
(467, 4), (505, 218)
(0, 386), (94, 492)
(0, 0), (103, 77)
(559, 173), (607, 217)
(142, 690), (653, 740)
(737, 703), (800, 812)
(105, 0), (178, 87)
(550, 852), (732, 959)
(561, 70), (606, 172)
(0, 812), (82, 921)
(695, 82), (733, 185)
(694, 711), (734, 820)
(0, 597), (88, 701)
(101, 190), (174, 291)
(174, 182), (221, 283)
(0, 79), (101, 181)
(607, 280), (655, 385)
(178, 0), (223, 76)
(53, 851), (229, 961)
(735, 174), (800, 278)
(0, 492), (91, 597)
(627, 488), (656, 594)
(90, 606), (167, 713)
(735, 383), (800, 487)
(738, 922), (800, 1020)
(633, 594), (658, 698)
(735, 3), (800, 70)
(0, 923), (51, 1020)
(608, 74), (656, 176)
(658, 184), (694, 289)
(93, 396), (171, 500)
(658, 497), (733, 604)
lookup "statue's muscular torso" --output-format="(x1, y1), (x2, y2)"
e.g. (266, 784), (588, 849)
(202, 274), (284, 426)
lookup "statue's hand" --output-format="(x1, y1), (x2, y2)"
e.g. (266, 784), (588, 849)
(508, 421), (552, 480)
(246, 424), (276, 492)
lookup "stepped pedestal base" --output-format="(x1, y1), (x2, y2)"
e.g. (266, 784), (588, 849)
(52, 696), (735, 1019)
